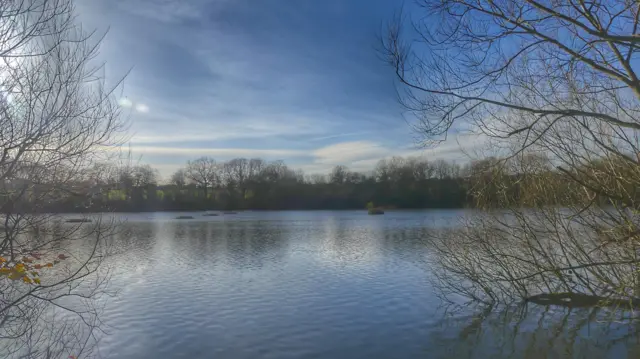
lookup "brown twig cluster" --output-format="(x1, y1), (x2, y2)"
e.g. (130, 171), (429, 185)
(382, 0), (640, 309)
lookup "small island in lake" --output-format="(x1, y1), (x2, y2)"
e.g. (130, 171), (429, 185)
(175, 215), (195, 220)
(366, 202), (384, 215)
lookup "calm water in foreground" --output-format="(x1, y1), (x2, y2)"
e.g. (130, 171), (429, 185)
(93, 210), (640, 358)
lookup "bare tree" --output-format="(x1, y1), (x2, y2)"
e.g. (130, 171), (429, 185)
(383, 1), (640, 308)
(0, 0), (126, 357)
(329, 165), (349, 184)
(185, 157), (218, 200)
(219, 158), (245, 188)
(220, 158), (253, 202)
(170, 168), (187, 188)
(433, 160), (452, 180)
(247, 158), (265, 180)
(226, 158), (249, 185)
(305, 174), (327, 185)
(130, 165), (158, 188)
(405, 157), (432, 181)
(374, 159), (391, 182)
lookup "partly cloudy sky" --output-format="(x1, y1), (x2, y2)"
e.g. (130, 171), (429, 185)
(77, 0), (477, 178)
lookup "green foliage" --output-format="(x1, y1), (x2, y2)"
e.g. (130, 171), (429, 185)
(106, 190), (121, 201)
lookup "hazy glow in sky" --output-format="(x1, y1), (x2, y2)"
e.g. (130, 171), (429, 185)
(77, 0), (475, 177)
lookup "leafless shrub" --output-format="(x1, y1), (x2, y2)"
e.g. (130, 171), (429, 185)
(383, 0), (640, 308)
(0, 0), (126, 357)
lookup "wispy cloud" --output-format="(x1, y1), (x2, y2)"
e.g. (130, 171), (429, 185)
(118, 97), (149, 113)
(78, 0), (466, 174)
(127, 146), (304, 157)
(113, 0), (212, 23)
(117, 98), (132, 108)
(299, 133), (488, 174)
(312, 141), (390, 164)
(128, 115), (334, 144)
(309, 131), (371, 142)
(135, 104), (149, 113)
(126, 132), (488, 179)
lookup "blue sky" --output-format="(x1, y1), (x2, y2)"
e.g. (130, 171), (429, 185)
(77, 0), (476, 178)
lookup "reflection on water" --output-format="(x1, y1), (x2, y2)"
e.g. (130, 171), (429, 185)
(430, 304), (640, 358)
(93, 211), (640, 359)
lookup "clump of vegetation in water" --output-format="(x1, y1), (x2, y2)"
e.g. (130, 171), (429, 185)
(175, 215), (195, 220)
(366, 202), (384, 215)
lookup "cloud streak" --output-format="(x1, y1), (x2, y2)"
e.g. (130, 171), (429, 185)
(118, 97), (149, 113)
(312, 141), (390, 164)
(128, 146), (304, 157)
(77, 0), (474, 176)
(124, 132), (487, 179)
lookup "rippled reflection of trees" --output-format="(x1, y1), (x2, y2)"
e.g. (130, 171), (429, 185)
(432, 305), (640, 358)
(225, 222), (290, 270)
(167, 221), (290, 271)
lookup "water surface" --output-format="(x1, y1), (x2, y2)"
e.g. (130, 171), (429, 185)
(95, 211), (640, 358)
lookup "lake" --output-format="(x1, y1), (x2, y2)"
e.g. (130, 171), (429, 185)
(92, 210), (640, 358)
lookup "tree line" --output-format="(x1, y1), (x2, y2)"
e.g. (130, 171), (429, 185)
(46, 156), (478, 212)
(23, 151), (630, 213)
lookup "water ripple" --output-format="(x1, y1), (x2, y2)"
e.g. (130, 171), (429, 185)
(94, 211), (640, 359)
